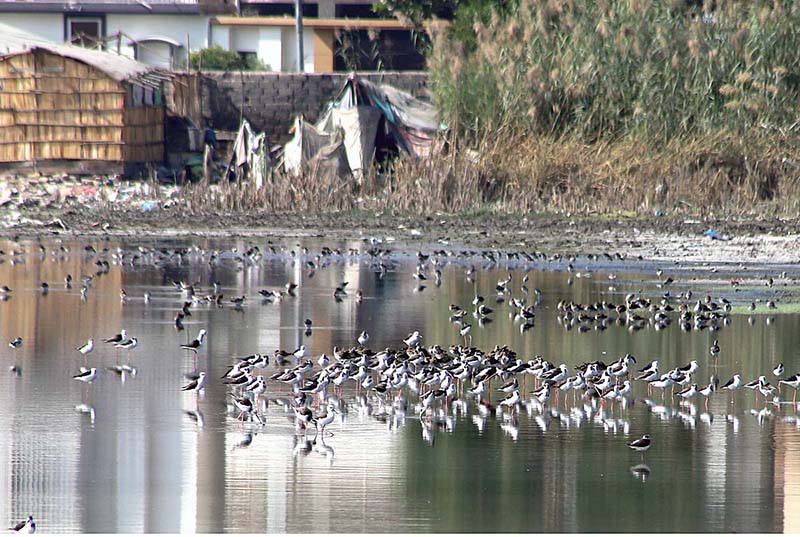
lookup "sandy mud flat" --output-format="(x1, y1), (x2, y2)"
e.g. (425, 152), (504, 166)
(1, 203), (799, 268)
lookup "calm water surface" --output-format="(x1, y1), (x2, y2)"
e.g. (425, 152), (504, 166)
(1, 237), (799, 533)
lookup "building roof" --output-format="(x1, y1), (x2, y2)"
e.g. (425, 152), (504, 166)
(0, 22), (168, 86)
(213, 16), (414, 30)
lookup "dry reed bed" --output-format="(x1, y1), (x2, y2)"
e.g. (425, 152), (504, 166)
(174, 130), (800, 217)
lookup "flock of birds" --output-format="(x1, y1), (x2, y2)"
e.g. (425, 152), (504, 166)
(2, 237), (800, 532)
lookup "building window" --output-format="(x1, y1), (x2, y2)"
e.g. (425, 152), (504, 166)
(335, 4), (381, 18)
(238, 51), (258, 63)
(240, 3), (318, 16)
(66, 16), (104, 47)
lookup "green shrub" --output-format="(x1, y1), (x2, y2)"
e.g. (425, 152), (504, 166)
(189, 45), (268, 71)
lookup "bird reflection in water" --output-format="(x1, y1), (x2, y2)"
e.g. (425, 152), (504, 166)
(630, 464), (651, 482)
(232, 432), (254, 451)
(184, 409), (205, 429)
(74, 403), (96, 425)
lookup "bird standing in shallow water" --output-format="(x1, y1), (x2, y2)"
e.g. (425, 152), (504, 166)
(313, 403), (339, 437)
(230, 393), (254, 421)
(181, 329), (207, 353)
(720, 374), (742, 406)
(73, 368), (98, 383)
(779, 373), (800, 403)
(104, 330), (127, 354)
(115, 337), (138, 361)
(9, 515), (35, 534)
(628, 434), (652, 459)
(181, 372), (206, 393)
(357, 331), (369, 347)
(403, 331), (422, 348)
(76, 339), (94, 355)
(709, 339), (720, 360)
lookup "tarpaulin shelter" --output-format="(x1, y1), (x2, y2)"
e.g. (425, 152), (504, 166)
(283, 116), (351, 183)
(284, 73), (444, 177)
(228, 120), (270, 187)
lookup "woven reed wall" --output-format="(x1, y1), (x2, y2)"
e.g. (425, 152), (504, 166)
(0, 49), (164, 164)
(167, 73), (203, 129)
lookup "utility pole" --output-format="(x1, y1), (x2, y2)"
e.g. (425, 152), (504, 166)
(295, 0), (304, 72)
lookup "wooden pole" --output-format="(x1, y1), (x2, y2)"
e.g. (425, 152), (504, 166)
(203, 143), (211, 183)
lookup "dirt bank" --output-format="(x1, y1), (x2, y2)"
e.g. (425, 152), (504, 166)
(2, 198), (800, 267)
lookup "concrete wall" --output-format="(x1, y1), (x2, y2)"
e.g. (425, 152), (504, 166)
(201, 71), (429, 144)
(1, 13), (64, 42)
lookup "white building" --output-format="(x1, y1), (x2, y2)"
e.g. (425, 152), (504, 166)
(0, 0), (234, 69)
(210, 16), (414, 73)
(0, 1), (423, 72)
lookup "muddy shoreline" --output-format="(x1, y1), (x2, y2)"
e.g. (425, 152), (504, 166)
(2, 204), (800, 267)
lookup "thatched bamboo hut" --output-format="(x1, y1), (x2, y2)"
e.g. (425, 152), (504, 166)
(0, 23), (169, 176)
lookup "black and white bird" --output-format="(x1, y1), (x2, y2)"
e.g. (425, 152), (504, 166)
(8, 337), (22, 349)
(403, 331), (422, 347)
(744, 376), (765, 392)
(76, 339), (94, 355)
(498, 378), (519, 394)
(294, 405), (314, 429)
(467, 380), (485, 397)
(115, 337), (138, 352)
(676, 360), (699, 376)
(313, 404), (339, 436)
(357, 331), (369, 347)
(627, 434), (652, 452)
(638, 360), (659, 376)
(9, 515), (35, 534)
(459, 323), (472, 342)
(181, 372), (207, 392)
(698, 382), (716, 407)
(73, 368), (98, 383)
(779, 374), (800, 402)
(720, 374), (742, 392)
(499, 390), (521, 409)
(676, 383), (698, 399)
(103, 329), (127, 345)
(180, 329), (207, 352)
(759, 379), (776, 399)
(229, 393), (254, 420)
(773, 363), (785, 377)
